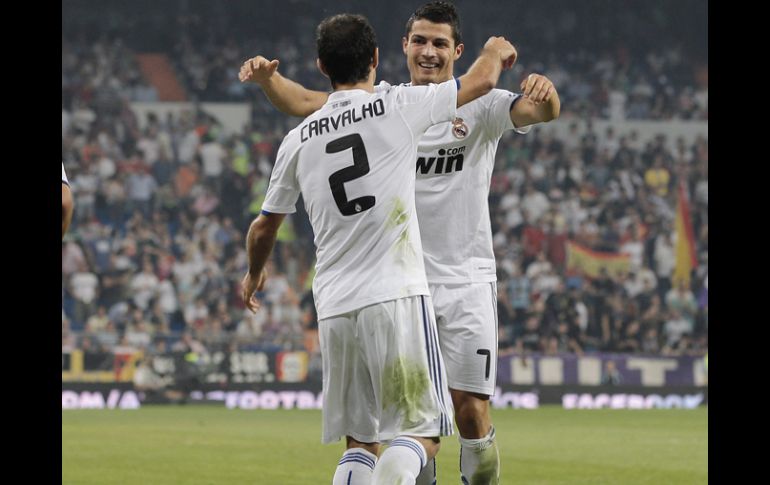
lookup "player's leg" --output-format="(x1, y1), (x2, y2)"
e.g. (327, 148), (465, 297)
(360, 295), (454, 485)
(321, 312), (381, 485)
(373, 436), (439, 485)
(452, 389), (499, 485)
(414, 454), (437, 485)
(431, 282), (501, 484)
(332, 437), (380, 485)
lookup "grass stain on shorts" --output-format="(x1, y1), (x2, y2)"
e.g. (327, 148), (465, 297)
(382, 357), (430, 424)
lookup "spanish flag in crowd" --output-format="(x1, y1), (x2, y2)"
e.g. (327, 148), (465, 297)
(672, 180), (698, 288)
(566, 241), (631, 278)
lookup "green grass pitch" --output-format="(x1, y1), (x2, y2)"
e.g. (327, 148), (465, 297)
(62, 406), (707, 484)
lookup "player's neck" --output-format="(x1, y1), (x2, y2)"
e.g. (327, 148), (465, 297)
(333, 70), (376, 93)
(333, 81), (375, 93)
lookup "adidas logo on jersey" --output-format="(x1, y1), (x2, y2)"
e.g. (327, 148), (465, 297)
(416, 146), (466, 175)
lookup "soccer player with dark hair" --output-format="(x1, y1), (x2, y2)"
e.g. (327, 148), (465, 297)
(240, 2), (560, 483)
(240, 12), (516, 485)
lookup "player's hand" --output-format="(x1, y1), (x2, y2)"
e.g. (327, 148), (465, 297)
(239, 56), (280, 84)
(483, 36), (517, 70)
(241, 269), (267, 313)
(520, 74), (555, 105)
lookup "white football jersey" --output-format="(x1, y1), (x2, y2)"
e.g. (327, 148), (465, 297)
(62, 162), (69, 186)
(413, 89), (529, 283)
(263, 80), (458, 319)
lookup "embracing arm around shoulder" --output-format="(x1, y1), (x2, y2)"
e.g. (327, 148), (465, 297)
(239, 56), (328, 117)
(510, 73), (561, 128)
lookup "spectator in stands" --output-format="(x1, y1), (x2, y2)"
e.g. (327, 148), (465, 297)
(130, 260), (160, 311)
(645, 154), (671, 197)
(600, 360), (622, 385)
(665, 281), (698, 329)
(70, 261), (100, 328)
(85, 305), (110, 333)
(653, 229), (676, 303)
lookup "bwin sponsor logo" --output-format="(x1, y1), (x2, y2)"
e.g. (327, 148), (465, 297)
(416, 146), (466, 174)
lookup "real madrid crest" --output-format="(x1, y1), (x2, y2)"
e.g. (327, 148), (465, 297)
(452, 117), (469, 139)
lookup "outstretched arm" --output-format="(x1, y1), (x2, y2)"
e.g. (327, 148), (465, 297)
(241, 212), (286, 313)
(62, 182), (74, 239)
(510, 73), (561, 127)
(456, 36), (517, 107)
(239, 56), (328, 117)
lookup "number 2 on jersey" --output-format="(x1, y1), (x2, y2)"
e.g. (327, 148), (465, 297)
(327, 134), (376, 216)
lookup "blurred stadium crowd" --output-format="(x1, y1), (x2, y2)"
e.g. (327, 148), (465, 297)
(62, 0), (707, 361)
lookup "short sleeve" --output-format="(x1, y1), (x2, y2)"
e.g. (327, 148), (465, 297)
(261, 137), (300, 214)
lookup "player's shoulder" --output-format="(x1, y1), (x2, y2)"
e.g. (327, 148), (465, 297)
(277, 122), (307, 155)
(487, 88), (518, 100)
(385, 79), (457, 94)
(386, 80), (458, 110)
(377, 80), (421, 99)
(283, 123), (304, 142)
(467, 88), (517, 108)
(374, 80), (395, 93)
(458, 88), (518, 120)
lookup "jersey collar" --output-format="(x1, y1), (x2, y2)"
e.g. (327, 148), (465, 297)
(327, 89), (370, 102)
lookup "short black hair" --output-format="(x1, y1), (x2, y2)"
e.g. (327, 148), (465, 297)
(405, 1), (462, 46)
(316, 14), (377, 88)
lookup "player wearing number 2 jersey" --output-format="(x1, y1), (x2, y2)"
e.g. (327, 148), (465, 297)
(239, 13), (517, 485)
(239, 3), (561, 483)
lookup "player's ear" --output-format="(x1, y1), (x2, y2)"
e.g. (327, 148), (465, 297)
(372, 48), (379, 69)
(402, 36), (409, 55)
(316, 59), (329, 78)
(454, 42), (464, 61)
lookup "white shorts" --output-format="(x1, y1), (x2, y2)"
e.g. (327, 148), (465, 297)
(430, 282), (498, 396)
(319, 295), (454, 444)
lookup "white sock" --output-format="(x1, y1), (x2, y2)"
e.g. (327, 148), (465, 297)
(414, 457), (436, 485)
(332, 448), (378, 485)
(372, 436), (427, 485)
(459, 426), (499, 485)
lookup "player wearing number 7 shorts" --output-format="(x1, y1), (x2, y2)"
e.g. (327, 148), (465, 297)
(240, 13), (517, 485)
(238, 3), (561, 483)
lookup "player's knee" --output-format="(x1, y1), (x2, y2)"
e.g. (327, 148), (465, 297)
(346, 436), (380, 456)
(411, 436), (440, 461)
(452, 391), (492, 438)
